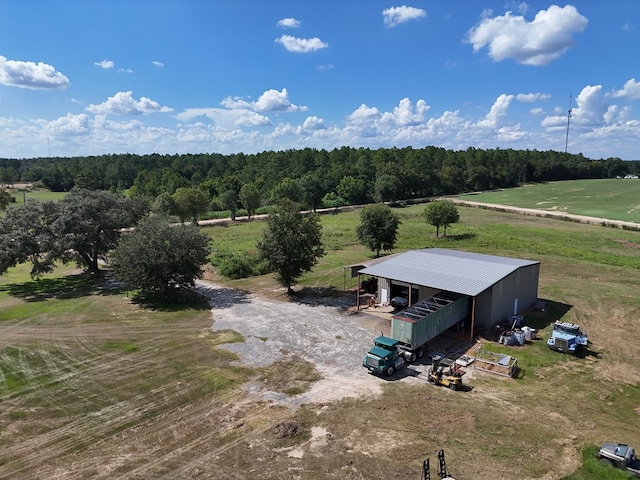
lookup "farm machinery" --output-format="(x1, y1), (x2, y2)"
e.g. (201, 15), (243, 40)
(427, 355), (464, 391)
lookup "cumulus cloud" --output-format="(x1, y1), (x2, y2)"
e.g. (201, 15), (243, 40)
(277, 17), (300, 28)
(477, 94), (514, 128)
(302, 116), (326, 130)
(516, 92), (551, 102)
(175, 107), (271, 129)
(466, 5), (588, 66)
(44, 113), (91, 135)
(275, 35), (328, 53)
(0, 55), (70, 90)
(608, 78), (640, 100)
(381, 98), (430, 126)
(348, 104), (382, 122)
(94, 60), (114, 69)
(86, 91), (173, 115)
(542, 85), (613, 130)
(382, 5), (427, 27)
(220, 88), (307, 113)
(152, 60), (165, 67)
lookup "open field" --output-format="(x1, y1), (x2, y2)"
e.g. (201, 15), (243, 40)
(2, 203), (640, 479)
(457, 178), (640, 223)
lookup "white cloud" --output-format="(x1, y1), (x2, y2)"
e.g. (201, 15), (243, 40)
(152, 61), (165, 67)
(0, 56), (70, 90)
(477, 94), (514, 128)
(277, 17), (300, 28)
(347, 104), (382, 122)
(220, 88), (307, 113)
(608, 78), (640, 100)
(530, 107), (544, 116)
(117, 68), (133, 74)
(382, 6), (427, 28)
(466, 5), (588, 66)
(176, 107), (271, 129)
(275, 35), (328, 53)
(94, 60), (114, 69)
(302, 116), (325, 130)
(380, 98), (430, 126)
(86, 91), (173, 115)
(516, 92), (551, 102)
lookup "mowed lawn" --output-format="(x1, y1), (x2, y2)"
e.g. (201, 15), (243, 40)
(457, 178), (640, 223)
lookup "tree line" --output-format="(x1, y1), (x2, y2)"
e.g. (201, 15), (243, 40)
(1, 147), (636, 211)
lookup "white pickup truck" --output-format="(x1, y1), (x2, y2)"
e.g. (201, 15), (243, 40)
(596, 443), (640, 477)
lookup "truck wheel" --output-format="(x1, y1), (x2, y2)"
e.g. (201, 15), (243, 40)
(428, 376), (436, 385)
(598, 458), (613, 467)
(449, 383), (457, 391)
(416, 347), (424, 359)
(386, 365), (395, 376)
(409, 352), (417, 363)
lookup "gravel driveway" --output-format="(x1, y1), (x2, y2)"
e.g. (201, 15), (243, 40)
(195, 281), (390, 407)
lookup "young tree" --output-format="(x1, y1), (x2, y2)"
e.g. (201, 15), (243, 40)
(374, 174), (402, 202)
(172, 187), (210, 223)
(239, 183), (261, 219)
(356, 204), (401, 257)
(219, 189), (239, 220)
(299, 172), (324, 211)
(110, 215), (211, 296)
(256, 200), (325, 294)
(424, 200), (460, 237)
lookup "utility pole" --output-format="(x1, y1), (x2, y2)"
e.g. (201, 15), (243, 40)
(564, 94), (572, 153)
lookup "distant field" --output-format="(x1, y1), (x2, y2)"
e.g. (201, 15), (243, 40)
(458, 179), (640, 223)
(5, 186), (66, 205)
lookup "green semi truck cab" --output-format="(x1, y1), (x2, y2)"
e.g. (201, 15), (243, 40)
(362, 335), (407, 376)
(363, 293), (471, 376)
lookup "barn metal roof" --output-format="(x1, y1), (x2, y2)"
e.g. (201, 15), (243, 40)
(358, 248), (539, 297)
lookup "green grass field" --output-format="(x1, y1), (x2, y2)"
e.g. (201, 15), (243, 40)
(457, 178), (640, 223)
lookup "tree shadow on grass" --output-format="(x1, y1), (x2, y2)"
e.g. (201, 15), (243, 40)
(440, 232), (476, 241)
(290, 286), (354, 309)
(0, 272), (123, 302)
(129, 289), (212, 312)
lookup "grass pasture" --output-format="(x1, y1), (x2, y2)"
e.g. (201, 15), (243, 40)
(458, 178), (640, 223)
(1, 196), (640, 478)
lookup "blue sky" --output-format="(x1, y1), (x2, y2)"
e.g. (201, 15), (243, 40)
(1, 1), (639, 160)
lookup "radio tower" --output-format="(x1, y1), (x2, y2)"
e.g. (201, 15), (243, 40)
(564, 94), (572, 153)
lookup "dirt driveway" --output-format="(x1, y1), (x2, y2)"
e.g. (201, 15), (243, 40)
(195, 281), (473, 408)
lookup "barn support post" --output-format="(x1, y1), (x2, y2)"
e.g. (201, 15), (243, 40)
(356, 272), (361, 311)
(470, 296), (477, 341)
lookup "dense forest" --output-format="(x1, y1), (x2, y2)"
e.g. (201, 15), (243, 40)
(0, 146), (637, 210)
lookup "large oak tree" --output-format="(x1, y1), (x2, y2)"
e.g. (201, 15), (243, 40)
(109, 215), (211, 296)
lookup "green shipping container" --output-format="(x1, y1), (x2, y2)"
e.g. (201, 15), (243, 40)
(391, 293), (470, 350)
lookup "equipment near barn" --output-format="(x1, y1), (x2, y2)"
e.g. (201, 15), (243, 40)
(427, 355), (464, 391)
(547, 321), (588, 355)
